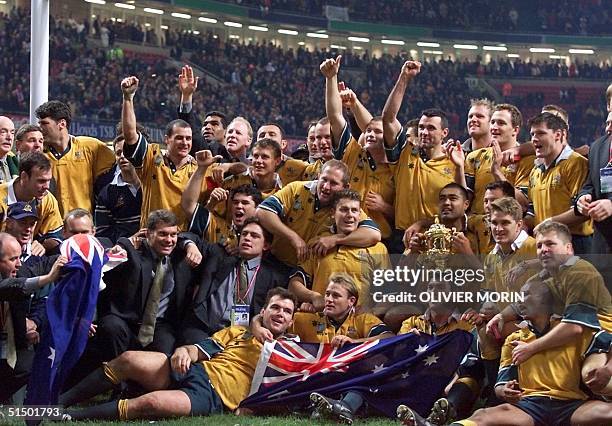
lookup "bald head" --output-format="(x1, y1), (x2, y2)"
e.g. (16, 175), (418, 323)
(0, 116), (15, 157)
(0, 232), (22, 278)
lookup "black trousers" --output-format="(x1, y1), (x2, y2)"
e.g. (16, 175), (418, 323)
(63, 314), (178, 390)
(0, 349), (35, 403)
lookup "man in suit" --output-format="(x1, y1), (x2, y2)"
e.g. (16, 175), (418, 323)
(0, 232), (64, 402)
(94, 209), (201, 361)
(576, 111), (612, 279)
(181, 216), (292, 343)
(176, 65), (231, 161)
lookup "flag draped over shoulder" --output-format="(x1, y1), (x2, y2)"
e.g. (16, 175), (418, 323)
(25, 235), (107, 406)
(241, 330), (473, 418)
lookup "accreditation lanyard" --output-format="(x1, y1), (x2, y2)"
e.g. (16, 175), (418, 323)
(234, 264), (260, 305)
(600, 141), (612, 194)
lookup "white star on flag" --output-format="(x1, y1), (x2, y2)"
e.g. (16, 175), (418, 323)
(371, 363), (386, 374)
(424, 354), (439, 366)
(48, 347), (56, 367)
(401, 372), (410, 378)
(415, 344), (429, 354)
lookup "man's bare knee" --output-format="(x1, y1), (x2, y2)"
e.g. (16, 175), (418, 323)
(469, 405), (512, 426)
(108, 351), (142, 378)
(128, 393), (166, 419)
(580, 401), (612, 424)
(469, 407), (493, 425)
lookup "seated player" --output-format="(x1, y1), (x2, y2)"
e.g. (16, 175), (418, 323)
(253, 273), (392, 425)
(487, 221), (611, 365)
(397, 280), (484, 425)
(438, 279), (611, 426)
(59, 288), (298, 420)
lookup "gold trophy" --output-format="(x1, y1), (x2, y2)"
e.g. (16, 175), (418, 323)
(424, 215), (456, 254)
(421, 215), (456, 269)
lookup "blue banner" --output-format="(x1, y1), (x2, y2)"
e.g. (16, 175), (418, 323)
(25, 235), (107, 407)
(242, 330), (473, 418)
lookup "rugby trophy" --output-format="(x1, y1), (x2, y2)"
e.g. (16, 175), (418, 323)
(422, 215), (456, 269)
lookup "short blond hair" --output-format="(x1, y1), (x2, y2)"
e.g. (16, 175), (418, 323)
(470, 98), (494, 117)
(328, 272), (359, 302)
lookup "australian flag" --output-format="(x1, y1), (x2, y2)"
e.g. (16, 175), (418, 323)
(241, 330), (473, 418)
(25, 235), (108, 406)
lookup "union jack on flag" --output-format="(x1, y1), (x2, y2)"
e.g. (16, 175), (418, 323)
(251, 338), (379, 390)
(241, 331), (473, 418)
(60, 233), (105, 265)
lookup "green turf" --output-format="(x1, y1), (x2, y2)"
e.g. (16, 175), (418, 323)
(32, 414), (398, 425)
(1, 413), (398, 425)
(0, 414), (399, 426)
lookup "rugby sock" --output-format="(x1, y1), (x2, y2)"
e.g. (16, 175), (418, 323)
(67, 400), (120, 420)
(341, 391), (364, 413)
(59, 363), (121, 407)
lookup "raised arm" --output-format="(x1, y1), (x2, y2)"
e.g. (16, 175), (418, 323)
(120, 76), (140, 146)
(177, 64), (207, 155)
(181, 150), (222, 218)
(178, 64), (199, 111)
(346, 90), (373, 132)
(381, 61), (421, 148)
(321, 56), (346, 145)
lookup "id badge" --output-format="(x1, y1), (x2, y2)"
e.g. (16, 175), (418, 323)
(231, 304), (250, 327)
(0, 331), (8, 360)
(601, 167), (612, 194)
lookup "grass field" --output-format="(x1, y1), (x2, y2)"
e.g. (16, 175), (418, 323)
(1, 414), (399, 425)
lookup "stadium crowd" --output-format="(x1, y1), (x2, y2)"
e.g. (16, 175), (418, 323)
(0, 5), (611, 426)
(230, 0), (612, 36)
(1, 7), (611, 144)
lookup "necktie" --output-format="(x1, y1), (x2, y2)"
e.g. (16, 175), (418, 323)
(1, 302), (17, 368)
(237, 260), (249, 302)
(137, 259), (165, 347)
(0, 159), (10, 184)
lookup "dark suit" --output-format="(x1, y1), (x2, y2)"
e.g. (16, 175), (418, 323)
(0, 256), (60, 402)
(577, 135), (612, 253)
(0, 275), (43, 403)
(181, 242), (292, 343)
(94, 237), (200, 358)
(177, 108), (232, 161)
(576, 135), (612, 285)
